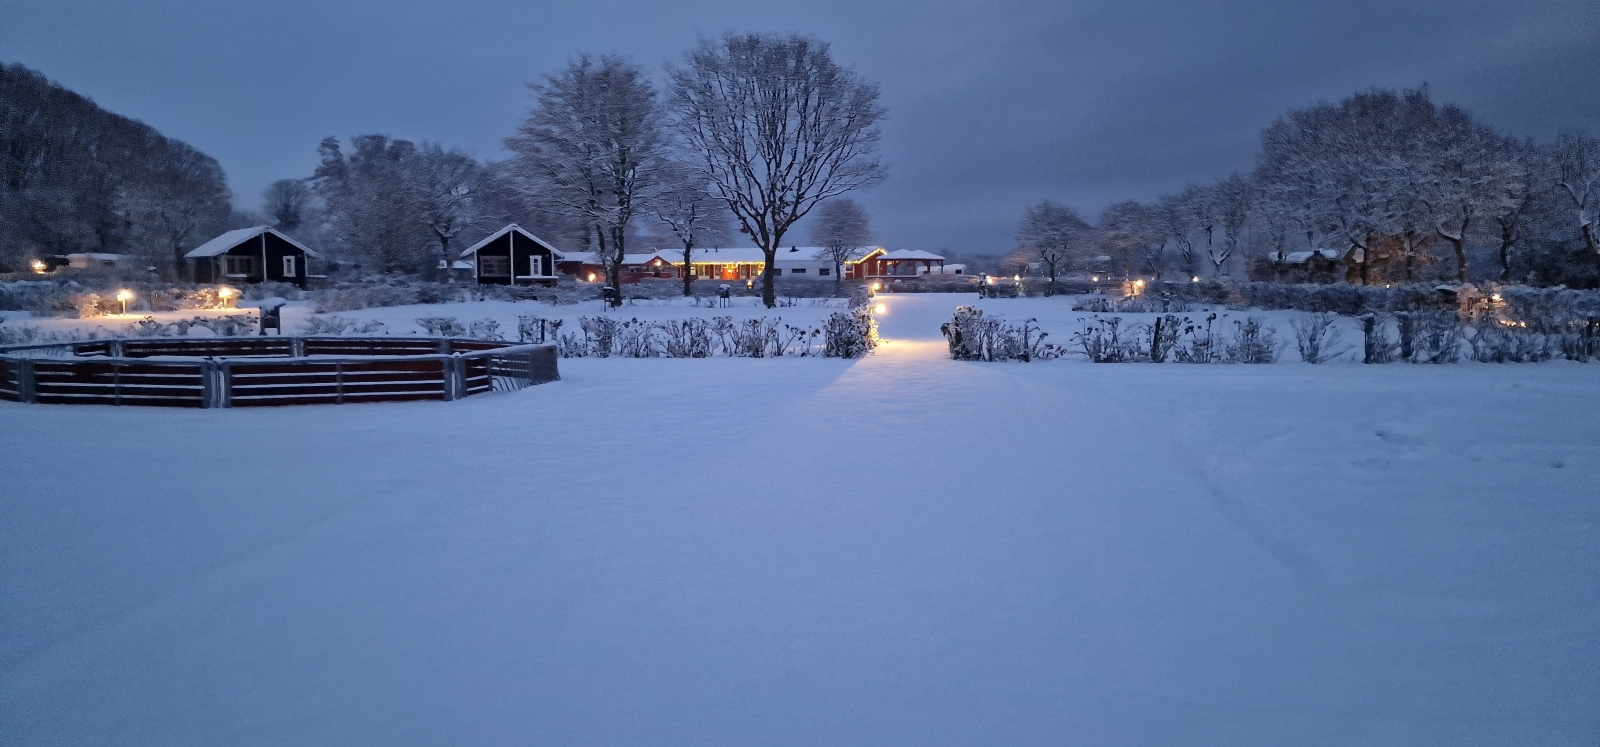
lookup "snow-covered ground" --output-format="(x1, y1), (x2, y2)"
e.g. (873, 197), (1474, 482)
(2, 293), (1596, 745)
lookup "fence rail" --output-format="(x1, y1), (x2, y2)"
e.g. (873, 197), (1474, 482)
(0, 337), (557, 408)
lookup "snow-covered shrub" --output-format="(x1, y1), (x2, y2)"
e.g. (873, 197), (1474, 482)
(415, 316), (466, 337)
(469, 319), (504, 341)
(944, 307), (1059, 361)
(776, 324), (822, 356)
(614, 319), (659, 358)
(0, 316), (42, 345)
(824, 307), (877, 358)
(1224, 316), (1279, 364)
(1173, 313), (1224, 363)
(300, 315), (387, 336)
(1410, 311), (1463, 364)
(1358, 314), (1398, 364)
(1140, 315), (1185, 362)
(1073, 317), (1138, 363)
(1290, 313), (1346, 364)
(658, 318), (715, 358)
(724, 318), (780, 357)
(579, 316), (619, 358)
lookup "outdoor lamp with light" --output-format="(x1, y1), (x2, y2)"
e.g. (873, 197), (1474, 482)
(31, 259), (47, 274)
(115, 289), (133, 315)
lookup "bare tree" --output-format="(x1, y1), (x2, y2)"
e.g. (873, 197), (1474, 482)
(810, 198), (873, 284)
(1549, 132), (1600, 273)
(1405, 103), (1523, 283)
(123, 143), (232, 280)
(669, 33), (887, 307)
(508, 55), (668, 302)
(409, 144), (486, 282)
(262, 179), (312, 231)
(1211, 174), (1251, 277)
(1156, 192), (1198, 279)
(1016, 200), (1090, 294)
(652, 169), (732, 296)
(1099, 200), (1164, 280)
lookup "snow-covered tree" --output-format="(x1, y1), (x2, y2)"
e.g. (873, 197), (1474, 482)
(1210, 174), (1252, 277)
(1155, 192), (1198, 279)
(652, 168), (732, 296)
(314, 135), (428, 274)
(669, 33), (887, 307)
(809, 198), (873, 284)
(262, 179), (312, 231)
(1016, 200), (1091, 293)
(1098, 200), (1164, 280)
(409, 144), (486, 282)
(508, 55), (668, 302)
(1548, 132), (1600, 273)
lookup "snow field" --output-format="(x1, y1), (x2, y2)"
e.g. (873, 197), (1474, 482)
(1, 293), (1596, 745)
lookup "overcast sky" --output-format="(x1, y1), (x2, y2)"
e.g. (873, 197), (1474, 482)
(4, 0), (1596, 254)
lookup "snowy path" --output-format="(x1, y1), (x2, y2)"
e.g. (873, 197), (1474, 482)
(2, 294), (1596, 745)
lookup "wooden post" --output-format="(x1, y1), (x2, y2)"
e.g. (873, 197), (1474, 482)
(18, 359), (35, 403)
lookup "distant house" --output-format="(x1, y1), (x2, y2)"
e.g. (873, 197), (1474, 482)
(461, 225), (563, 286)
(648, 246), (875, 281)
(186, 226), (316, 288)
(30, 253), (126, 275)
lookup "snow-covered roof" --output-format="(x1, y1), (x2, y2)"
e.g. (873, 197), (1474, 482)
(186, 226), (319, 258)
(680, 247), (769, 264)
(556, 252), (596, 265)
(436, 260), (475, 270)
(621, 254), (662, 266)
(880, 249), (945, 261)
(66, 253), (125, 262)
(459, 224), (566, 259)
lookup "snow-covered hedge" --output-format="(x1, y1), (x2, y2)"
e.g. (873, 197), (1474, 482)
(523, 308), (876, 359)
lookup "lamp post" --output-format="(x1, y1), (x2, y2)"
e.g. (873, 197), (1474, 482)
(218, 287), (236, 307)
(31, 260), (47, 274)
(115, 289), (133, 315)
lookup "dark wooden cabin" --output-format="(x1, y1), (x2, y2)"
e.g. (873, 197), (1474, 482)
(186, 226), (316, 288)
(462, 225), (564, 286)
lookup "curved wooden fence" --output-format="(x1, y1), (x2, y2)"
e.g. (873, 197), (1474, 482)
(0, 337), (557, 408)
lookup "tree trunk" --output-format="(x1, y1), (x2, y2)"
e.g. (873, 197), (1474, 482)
(681, 243), (694, 297)
(1447, 237), (1468, 284)
(172, 241), (188, 282)
(438, 233), (452, 284)
(760, 249), (777, 307)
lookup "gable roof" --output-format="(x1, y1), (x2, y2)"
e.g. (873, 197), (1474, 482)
(880, 249), (945, 261)
(185, 226), (319, 258)
(460, 224), (566, 259)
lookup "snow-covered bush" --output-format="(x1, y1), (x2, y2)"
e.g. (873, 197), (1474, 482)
(469, 319), (503, 341)
(1410, 311), (1464, 364)
(415, 317), (467, 337)
(1291, 313), (1346, 364)
(1072, 317), (1137, 363)
(122, 315), (256, 338)
(1173, 313), (1224, 363)
(1225, 316), (1279, 364)
(944, 307), (1059, 362)
(658, 318), (715, 358)
(823, 307), (878, 358)
(300, 315), (388, 336)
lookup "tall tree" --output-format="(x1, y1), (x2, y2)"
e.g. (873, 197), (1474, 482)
(1016, 200), (1090, 294)
(1549, 132), (1600, 274)
(669, 33), (888, 307)
(508, 55), (667, 303)
(1100, 200), (1165, 280)
(262, 179), (312, 231)
(652, 169), (732, 296)
(809, 198), (873, 284)
(1156, 192), (1198, 279)
(409, 144), (485, 282)
(1210, 174), (1252, 277)
(314, 135), (426, 274)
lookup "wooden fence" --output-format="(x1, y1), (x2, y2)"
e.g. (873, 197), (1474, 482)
(0, 337), (557, 408)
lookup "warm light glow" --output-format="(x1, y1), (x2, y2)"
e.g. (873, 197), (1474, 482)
(871, 282), (881, 291)
(1091, 275), (1099, 282)
(986, 276), (996, 285)
(1191, 276), (1200, 283)
(218, 287), (236, 300)
(586, 272), (596, 282)
(874, 303), (887, 314)
(30, 260), (46, 273)
(1013, 275), (1020, 282)
(116, 289), (133, 302)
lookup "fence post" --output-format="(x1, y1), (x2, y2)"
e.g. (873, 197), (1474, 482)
(335, 361), (344, 405)
(443, 355), (459, 401)
(218, 360), (232, 408)
(292, 337), (305, 357)
(18, 359), (35, 403)
(109, 339), (124, 357)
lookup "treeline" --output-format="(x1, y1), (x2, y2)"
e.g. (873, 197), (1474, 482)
(1015, 87), (1600, 289)
(0, 62), (232, 278)
(263, 34), (886, 307)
